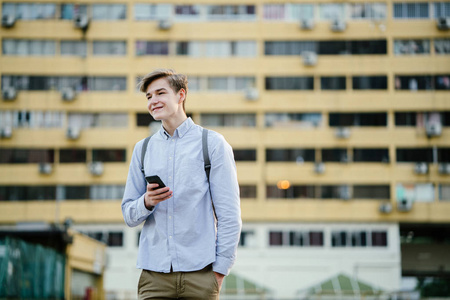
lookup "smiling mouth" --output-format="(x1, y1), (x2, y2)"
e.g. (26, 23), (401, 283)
(152, 106), (163, 112)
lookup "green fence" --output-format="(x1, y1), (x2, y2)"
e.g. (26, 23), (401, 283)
(0, 236), (65, 299)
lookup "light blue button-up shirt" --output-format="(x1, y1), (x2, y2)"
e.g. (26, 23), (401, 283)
(122, 118), (242, 275)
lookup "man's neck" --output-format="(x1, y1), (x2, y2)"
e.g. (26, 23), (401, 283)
(162, 115), (188, 136)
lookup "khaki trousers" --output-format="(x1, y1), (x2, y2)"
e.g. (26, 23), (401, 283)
(138, 264), (220, 300)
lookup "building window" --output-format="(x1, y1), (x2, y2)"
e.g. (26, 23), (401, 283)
(329, 113), (387, 127)
(239, 230), (256, 247)
(396, 148), (433, 162)
(90, 185), (125, 200)
(206, 5), (256, 21)
(175, 5), (201, 19)
(393, 2), (429, 19)
(0, 149), (54, 164)
(60, 41), (87, 56)
(263, 4), (314, 21)
(63, 186), (90, 200)
(92, 149), (126, 162)
(0, 111), (64, 129)
(265, 113), (321, 128)
(84, 231), (123, 247)
(397, 183), (434, 203)
(435, 75), (450, 90)
(67, 113), (128, 129)
(1, 75), (126, 92)
(438, 148), (450, 162)
(0, 186), (55, 201)
(240, 185), (257, 198)
(332, 231), (348, 247)
(2, 39), (56, 56)
(371, 231), (388, 247)
(136, 41), (169, 56)
(207, 77), (255, 91)
(394, 39), (430, 55)
(350, 3), (387, 19)
(2, 3), (56, 20)
(136, 113), (157, 127)
(233, 149), (256, 161)
(60, 4), (88, 20)
(319, 4), (346, 20)
(269, 230), (324, 247)
(353, 185), (390, 199)
(395, 75), (433, 90)
(93, 41), (126, 56)
(434, 2), (450, 18)
(266, 149), (315, 162)
(92, 4), (126, 20)
(320, 185), (351, 199)
(265, 41), (316, 55)
(319, 40), (387, 55)
(321, 76), (346, 90)
(435, 39), (450, 54)
(439, 185), (450, 201)
(204, 41), (257, 57)
(266, 185), (316, 199)
(59, 149), (87, 163)
(353, 148), (389, 162)
(352, 76), (388, 90)
(201, 114), (256, 127)
(322, 149), (348, 162)
(265, 77), (314, 90)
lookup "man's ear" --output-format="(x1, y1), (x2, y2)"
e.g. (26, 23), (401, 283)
(178, 88), (186, 104)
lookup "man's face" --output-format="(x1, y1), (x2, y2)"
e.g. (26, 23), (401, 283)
(145, 78), (184, 121)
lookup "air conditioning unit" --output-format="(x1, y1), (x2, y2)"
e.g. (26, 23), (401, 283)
(302, 51), (317, 66)
(245, 88), (259, 101)
(300, 19), (314, 30)
(66, 127), (81, 140)
(61, 87), (76, 102)
(425, 122), (442, 137)
(436, 17), (450, 31)
(159, 19), (172, 30)
(339, 185), (351, 200)
(314, 162), (325, 174)
(379, 202), (392, 214)
(331, 19), (346, 32)
(0, 126), (12, 139)
(397, 198), (413, 212)
(2, 87), (17, 101)
(89, 162), (104, 176)
(414, 162), (428, 175)
(39, 163), (53, 175)
(335, 127), (350, 139)
(438, 163), (450, 175)
(74, 13), (89, 30)
(1, 14), (16, 28)
(340, 154), (349, 163)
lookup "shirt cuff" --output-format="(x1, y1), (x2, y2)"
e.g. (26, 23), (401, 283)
(137, 194), (154, 217)
(212, 256), (233, 276)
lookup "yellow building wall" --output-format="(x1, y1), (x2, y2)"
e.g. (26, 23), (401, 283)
(0, 0), (450, 224)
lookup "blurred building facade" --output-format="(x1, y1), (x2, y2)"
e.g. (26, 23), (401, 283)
(0, 0), (449, 299)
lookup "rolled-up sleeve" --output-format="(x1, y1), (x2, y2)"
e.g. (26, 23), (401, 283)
(122, 140), (154, 227)
(209, 134), (242, 275)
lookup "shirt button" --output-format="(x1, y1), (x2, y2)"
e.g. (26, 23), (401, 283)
(169, 236), (172, 239)
(169, 176), (172, 179)
(169, 157), (172, 160)
(169, 216), (172, 219)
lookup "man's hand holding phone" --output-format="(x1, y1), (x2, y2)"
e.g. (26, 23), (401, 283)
(144, 175), (173, 210)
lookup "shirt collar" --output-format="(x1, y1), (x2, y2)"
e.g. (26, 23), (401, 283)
(159, 117), (194, 139)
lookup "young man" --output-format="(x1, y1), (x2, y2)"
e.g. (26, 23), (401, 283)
(122, 69), (242, 299)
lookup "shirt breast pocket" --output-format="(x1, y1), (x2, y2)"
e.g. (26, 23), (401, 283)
(177, 158), (207, 192)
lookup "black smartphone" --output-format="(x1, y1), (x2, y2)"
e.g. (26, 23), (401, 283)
(145, 175), (166, 189)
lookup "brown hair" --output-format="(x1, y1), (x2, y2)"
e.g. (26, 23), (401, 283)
(138, 69), (188, 111)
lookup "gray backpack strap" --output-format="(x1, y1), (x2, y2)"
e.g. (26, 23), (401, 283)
(140, 136), (151, 176)
(202, 128), (211, 182)
(202, 128), (216, 219)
